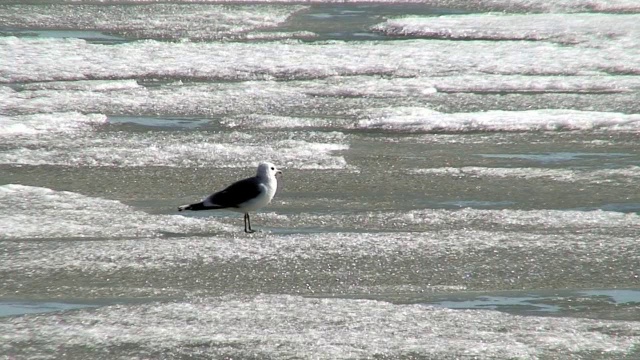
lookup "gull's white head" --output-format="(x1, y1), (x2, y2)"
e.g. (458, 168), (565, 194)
(256, 162), (282, 178)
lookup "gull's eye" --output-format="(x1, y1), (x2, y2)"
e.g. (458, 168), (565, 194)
(270, 167), (275, 170)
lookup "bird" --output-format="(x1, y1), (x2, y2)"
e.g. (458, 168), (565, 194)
(178, 162), (282, 233)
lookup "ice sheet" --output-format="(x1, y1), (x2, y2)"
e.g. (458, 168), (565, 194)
(4, 75), (639, 117)
(2, 228), (638, 273)
(0, 184), (232, 239)
(0, 4), (307, 41)
(1, 295), (638, 359)
(359, 108), (640, 132)
(0, 135), (349, 168)
(0, 112), (107, 137)
(409, 166), (640, 184)
(0, 113), (350, 169)
(2, 184), (638, 240)
(260, 207), (640, 235)
(372, 14), (640, 44)
(3, 36), (638, 83)
(4, 0), (637, 12)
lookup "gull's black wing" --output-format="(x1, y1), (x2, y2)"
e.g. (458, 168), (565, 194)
(205, 176), (262, 209)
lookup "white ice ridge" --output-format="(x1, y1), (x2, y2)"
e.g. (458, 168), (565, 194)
(0, 112), (350, 169)
(3, 226), (638, 273)
(0, 4), (308, 40)
(0, 112), (107, 137)
(372, 13), (640, 44)
(0, 184), (233, 239)
(6, 0), (637, 12)
(259, 208), (640, 235)
(450, 0), (640, 12)
(2, 76), (639, 118)
(358, 108), (640, 132)
(2, 295), (639, 359)
(409, 166), (640, 184)
(0, 136), (349, 169)
(0, 134), (349, 169)
(2, 36), (639, 83)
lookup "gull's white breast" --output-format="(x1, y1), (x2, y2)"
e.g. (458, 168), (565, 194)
(234, 178), (277, 213)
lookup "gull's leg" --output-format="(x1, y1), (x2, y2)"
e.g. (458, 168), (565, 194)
(244, 213), (255, 233)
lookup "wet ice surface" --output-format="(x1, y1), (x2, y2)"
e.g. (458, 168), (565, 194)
(3, 37), (639, 84)
(4, 77), (640, 120)
(0, 4), (309, 41)
(0, 301), (97, 317)
(359, 108), (640, 132)
(2, 0), (640, 359)
(0, 113), (350, 168)
(3, 294), (640, 359)
(372, 13), (640, 44)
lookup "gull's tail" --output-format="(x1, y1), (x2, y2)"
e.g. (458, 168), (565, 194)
(178, 202), (222, 212)
(178, 202), (206, 211)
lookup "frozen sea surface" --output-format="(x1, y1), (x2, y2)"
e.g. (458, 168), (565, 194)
(1, 0), (640, 359)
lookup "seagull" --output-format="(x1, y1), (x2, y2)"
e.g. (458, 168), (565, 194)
(178, 162), (282, 233)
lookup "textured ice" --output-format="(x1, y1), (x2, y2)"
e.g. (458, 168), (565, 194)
(359, 108), (640, 132)
(6, 186), (637, 241)
(2, 80), (313, 116)
(18, 79), (142, 92)
(259, 208), (640, 235)
(0, 4), (308, 41)
(410, 166), (640, 184)
(2, 181), (638, 240)
(0, 184), (232, 239)
(0, 112), (107, 137)
(1, 3), (638, 358)
(3, 78), (639, 135)
(3, 36), (639, 83)
(372, 14), (640, 44)
(3, 76), (639, 122)
(0, 113), (350, 169)
(429, 75), (640, 94)
(4, 0), (637, 12)
(477, 152), (634, 163)
(221, 114), (339, 128)
(0, 135), (349, 168)
(3, 226), (638, 274)
(455, 0), (640, 12)
(1, 295), (639, 359)
(0, 301), (97, 317)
